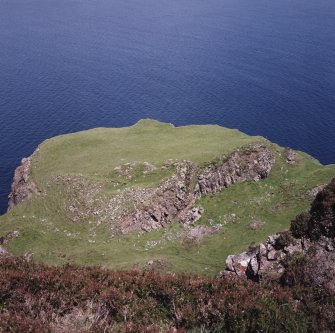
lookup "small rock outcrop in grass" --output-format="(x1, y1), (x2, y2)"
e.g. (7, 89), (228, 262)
(223, 178), (335, 292)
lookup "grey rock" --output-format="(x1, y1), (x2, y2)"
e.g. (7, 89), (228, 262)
(285, 148), (297, 164)
(0, 246), (8, 256)
(121, 145), (275, 233)
(259, 243), (267, 256)
(267, 249), (277, 260)
(226, 255), (235, 272)
(8, 156), (38, 210)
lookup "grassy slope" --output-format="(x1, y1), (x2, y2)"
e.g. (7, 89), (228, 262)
(0, 119), (334, 276)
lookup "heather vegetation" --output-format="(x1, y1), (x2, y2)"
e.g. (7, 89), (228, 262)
(0, 256), (334, 333)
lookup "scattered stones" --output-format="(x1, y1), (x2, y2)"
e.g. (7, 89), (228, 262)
(114, 163), (134, 180)
(180, 207), (204, 225)
(0, 230), (20, 245)
(183, 224), (223, 244)
(248, 220), (265, 230)
(145, 259), (170, 271)
(143, 162), (157, 174)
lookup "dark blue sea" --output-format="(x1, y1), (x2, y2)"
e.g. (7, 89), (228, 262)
(1, 0), (335, 214)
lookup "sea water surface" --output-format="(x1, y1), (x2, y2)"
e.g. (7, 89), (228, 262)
(1, 0), (335, 214)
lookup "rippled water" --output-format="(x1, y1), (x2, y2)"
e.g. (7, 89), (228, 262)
(1, 0), (335, 214)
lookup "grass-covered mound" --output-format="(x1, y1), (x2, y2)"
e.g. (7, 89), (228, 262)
(0, 120), (334, 275)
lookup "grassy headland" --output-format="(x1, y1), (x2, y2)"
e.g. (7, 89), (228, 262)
(0, 120), (334, 276)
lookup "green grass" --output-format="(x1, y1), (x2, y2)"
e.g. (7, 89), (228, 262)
(0, 119), (334, 276)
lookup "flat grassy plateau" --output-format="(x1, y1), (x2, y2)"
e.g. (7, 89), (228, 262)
(1, 119), (334, 276)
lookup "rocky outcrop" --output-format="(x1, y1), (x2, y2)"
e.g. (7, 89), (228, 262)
(122, 145), (274, 233)
(0, 231), (18, 257)
(7, 144), (274, 236)
(198, 145), (274, 195)
(121, 161), (198, 233)
(8, 156), (38, 211)
(0, 230), (20, 245)
(285, 148), (297, 164)
(223, 233), (311, 281)
(222, 178), (335, 291)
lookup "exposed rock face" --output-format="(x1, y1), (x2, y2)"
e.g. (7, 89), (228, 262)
(7, 145), (274, 236)
(121, 161), (198, 233)
(8, 157), (38, 211)
(223, 233), (309, 281)
(308, 179), (335, 240)
(222, 178), (335, 292)
(122, 145), (274, 233)
(198, 145), (274, 195)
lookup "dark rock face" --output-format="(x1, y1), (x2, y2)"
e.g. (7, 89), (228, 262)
(122, 145), (274, 233)
(8, 157), (38, 211)
(223, 178), (335, 292)
(308, 178), (335, 240)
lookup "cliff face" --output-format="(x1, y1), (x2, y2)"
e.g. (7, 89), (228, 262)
(223, 178), (335, 292)
(121, 145), (274, 233)
(8, 156), (38, 211)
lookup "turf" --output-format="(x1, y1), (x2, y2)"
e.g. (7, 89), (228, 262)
(0, 119), (334, 276)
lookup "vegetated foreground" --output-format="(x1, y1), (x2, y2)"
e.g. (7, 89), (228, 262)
(1, 119), (335, 275)
(2, 177), (335, 332)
